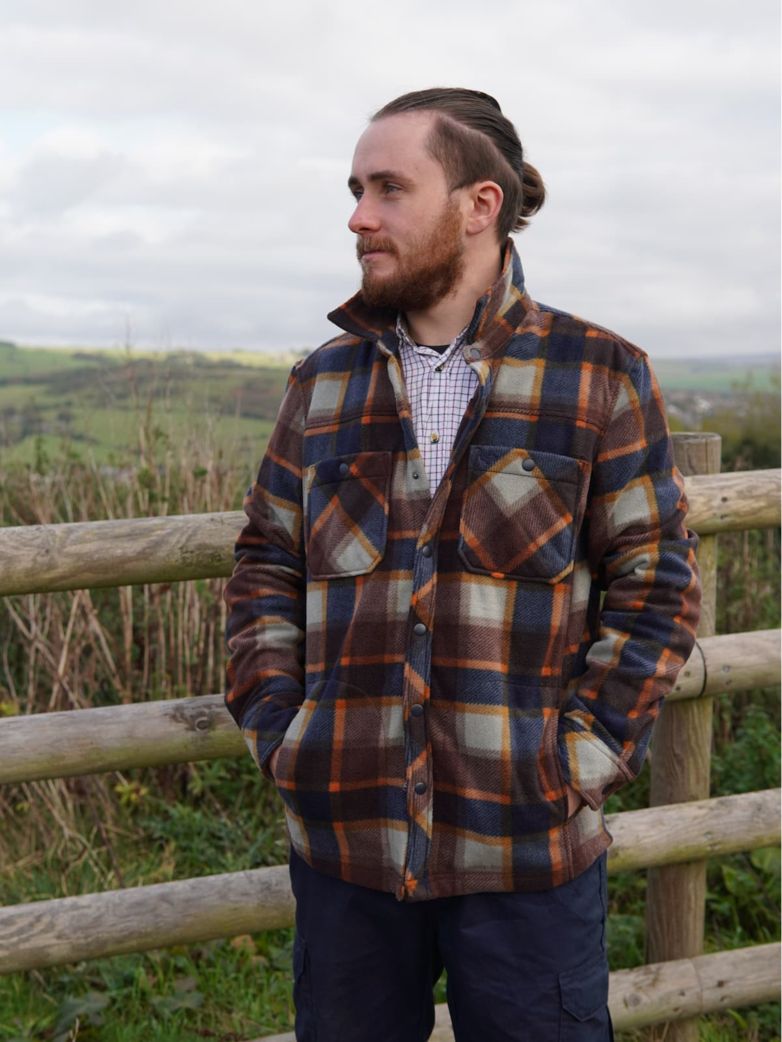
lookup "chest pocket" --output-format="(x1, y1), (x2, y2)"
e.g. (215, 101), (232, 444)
(458, 446), (587, 583)
(304, 451), (392, 580)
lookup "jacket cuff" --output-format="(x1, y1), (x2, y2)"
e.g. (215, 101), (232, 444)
(557, 716), (634, 811)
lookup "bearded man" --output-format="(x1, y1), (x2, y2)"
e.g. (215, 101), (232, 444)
(224, 88), (701, 1042)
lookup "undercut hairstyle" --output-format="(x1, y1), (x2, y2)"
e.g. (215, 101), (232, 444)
(372, 88), (546, 243)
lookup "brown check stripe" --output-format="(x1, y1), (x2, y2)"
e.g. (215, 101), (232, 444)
(224, 239), (702, 901)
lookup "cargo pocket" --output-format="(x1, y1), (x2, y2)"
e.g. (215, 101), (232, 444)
(559, 950), (612, 1041)
(458, 446), (587, 583)
(305, 451), (392, 580)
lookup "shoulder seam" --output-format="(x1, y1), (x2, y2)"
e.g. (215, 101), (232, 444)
(535, 302), (647, 362)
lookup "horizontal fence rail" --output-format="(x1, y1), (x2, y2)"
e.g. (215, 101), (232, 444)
(0, 469), (779, 597)
(0, 629), (777, 786)
(0, 866), (294, 975)
(253, 944), (782, 1042)
(0, 789), (777, 975)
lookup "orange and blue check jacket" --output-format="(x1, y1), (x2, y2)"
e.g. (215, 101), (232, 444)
(224, 240), (701, 900)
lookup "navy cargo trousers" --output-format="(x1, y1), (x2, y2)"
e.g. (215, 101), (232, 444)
(289, 846), (614, 1041)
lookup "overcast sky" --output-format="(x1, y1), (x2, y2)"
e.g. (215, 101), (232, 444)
(0, 0), (779, 360)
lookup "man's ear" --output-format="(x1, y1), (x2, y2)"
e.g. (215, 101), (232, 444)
(465, 180), (504, 236)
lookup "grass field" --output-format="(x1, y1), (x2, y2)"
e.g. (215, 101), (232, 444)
(1, 342), (779, 471)
(0, 343), (291, 470)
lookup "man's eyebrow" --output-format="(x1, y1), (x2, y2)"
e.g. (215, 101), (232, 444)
(347, 170), (412, 189)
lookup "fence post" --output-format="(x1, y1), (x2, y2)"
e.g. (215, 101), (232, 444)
(644, 431), (722, 1042)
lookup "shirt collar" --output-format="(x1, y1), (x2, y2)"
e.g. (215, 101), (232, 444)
(395, 314), (469, 364)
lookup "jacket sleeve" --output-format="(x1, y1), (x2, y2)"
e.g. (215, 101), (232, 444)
(223, 364), (306, 780)
(558, 351), (702, 811)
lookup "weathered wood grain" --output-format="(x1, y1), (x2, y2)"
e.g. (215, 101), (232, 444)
(608, 942), (781, 1031)
(0, 865), (294, 974)
(0, 693), (245, 784)
(0, 790), (777, 975)
(0, 469), (778, 597)
(670, 628), (780, 700)
(604, 788), (780, 873)
(248, 944), (782, 1041)
(0, 510), (240, 596)
(685, 467), (781, 536)
(646, 431), (721, 1042)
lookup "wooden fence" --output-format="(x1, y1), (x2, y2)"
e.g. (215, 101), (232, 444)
(0, 433), (779, 1041)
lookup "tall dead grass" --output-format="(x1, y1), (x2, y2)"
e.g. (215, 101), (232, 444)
(0, 380), (260, 887)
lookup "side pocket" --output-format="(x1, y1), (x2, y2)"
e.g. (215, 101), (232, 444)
(559, 949), (611, 1040)
(292, 935), (316, 1041)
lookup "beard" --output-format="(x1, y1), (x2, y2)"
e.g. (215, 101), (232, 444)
(357, 197), (466, 313)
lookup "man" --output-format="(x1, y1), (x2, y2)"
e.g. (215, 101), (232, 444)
(224, 88), (701, 1041)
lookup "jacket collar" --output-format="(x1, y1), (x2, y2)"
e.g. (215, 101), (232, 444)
(327, 238), (538, 362)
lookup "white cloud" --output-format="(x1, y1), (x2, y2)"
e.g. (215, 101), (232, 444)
(0, 0), (778, 357)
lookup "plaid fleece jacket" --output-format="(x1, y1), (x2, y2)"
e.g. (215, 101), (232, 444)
(224, 240), (701, 900)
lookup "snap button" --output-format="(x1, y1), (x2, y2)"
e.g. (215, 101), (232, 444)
(413, 622), (427, 637)
(412, 471), (420, 480)
(522, 458), (535, 472)
(339, 462), (350, 476)
(414, 781), (427, 795)
(421, 545), (432, 558)
(430, 432), (440, 443)
(469, 346), (481, 360)
(410, 703), (424, 717)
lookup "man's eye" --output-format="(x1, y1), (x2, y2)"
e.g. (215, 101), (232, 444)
(384, 184), (400, 194)
(351, 189), (363, 201)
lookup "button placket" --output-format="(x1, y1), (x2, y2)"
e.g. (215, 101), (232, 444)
(399, 342), (499, 893)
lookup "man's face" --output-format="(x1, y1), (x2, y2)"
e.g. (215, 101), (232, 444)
(348, 112), (466, 312)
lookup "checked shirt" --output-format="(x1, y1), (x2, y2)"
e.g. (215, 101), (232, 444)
(224, 240), (702, 901)
(395, 317), (477, 497)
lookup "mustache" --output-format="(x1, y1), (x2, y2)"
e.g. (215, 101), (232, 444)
(356, 237), (396, 259)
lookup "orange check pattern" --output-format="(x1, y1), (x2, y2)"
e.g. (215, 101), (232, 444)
(224, 240), (702, 901)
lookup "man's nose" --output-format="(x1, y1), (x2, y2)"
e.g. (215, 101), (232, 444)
(348, 196), (381, 235)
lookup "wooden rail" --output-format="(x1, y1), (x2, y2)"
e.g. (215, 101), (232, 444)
(0, 469), (779, 597)
(0, 629), (777, 785)
(254, 944), (782, 1041)
(1, 458), (779, 1036)
(0, 789), (777, 975)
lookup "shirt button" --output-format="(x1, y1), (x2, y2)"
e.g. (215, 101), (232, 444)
(339, 462), (350, 476)
(414, 781), (427, 795)
(522, 457), (535, 472)
(430, 432), (440, 443)
(421, 545), (432, 558)
(413, 622), (427, 637)
(470, 347), (481, 360)
(412, 471), (420, 480)
(410, 703), (424, 717)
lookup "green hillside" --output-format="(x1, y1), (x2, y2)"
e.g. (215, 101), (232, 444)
(0, 344), (778, 470)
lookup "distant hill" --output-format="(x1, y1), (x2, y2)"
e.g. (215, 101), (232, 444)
(0, 344), (778, 470)
(651, 355), (779, 394)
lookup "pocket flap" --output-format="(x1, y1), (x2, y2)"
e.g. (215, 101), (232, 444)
(559, 951), (609, 1021)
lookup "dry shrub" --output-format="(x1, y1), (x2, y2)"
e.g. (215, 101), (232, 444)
(0, 379), (263, 879)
